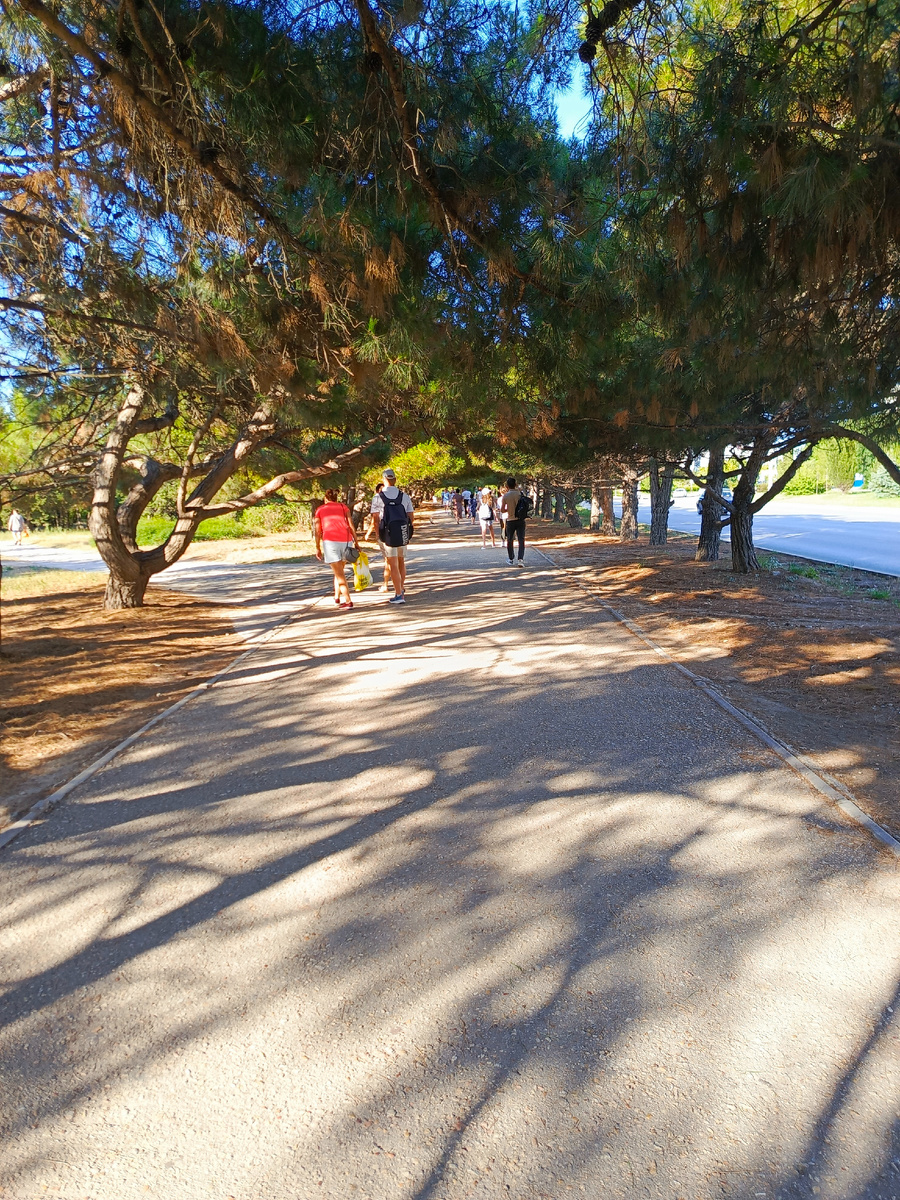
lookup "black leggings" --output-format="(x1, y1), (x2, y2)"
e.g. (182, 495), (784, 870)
(506, 519), (525, 561)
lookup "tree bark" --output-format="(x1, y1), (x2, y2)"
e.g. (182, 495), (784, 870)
(590, 483), (601, 532)
(729, 439), (770, 573)
(729, 504), (759, 573)
(104, 570), (151, 610)
(541, 482), (553, 519)
(599, 485), (617, 534)
(648, 458), (675, 545)
(695, 444), (725, 562)
(553, 491), (566, 523)
(619, 470), (640, 541)
(564, 489), (582, 528)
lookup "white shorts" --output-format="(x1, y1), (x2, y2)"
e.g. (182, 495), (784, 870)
(379, 541), (406, 560)
(322, 540), (350, 564)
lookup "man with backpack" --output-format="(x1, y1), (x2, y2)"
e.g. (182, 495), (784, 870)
(369, 468), (414, 603)
(499, 476), (533, 567)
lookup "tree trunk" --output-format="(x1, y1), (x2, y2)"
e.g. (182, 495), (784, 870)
(620, 472), (640, 541)
(590, 483), (601, 532)
(729, 504), (760, 573)
(104, 570), (151, 610)
(599, 485), (617, 535)
(695, 444), (725, 562)
(564, 488), (582, 528)
(540, 481), (553, 519)
(553, 491), (566, 522)
(728, 438), (770, 573)
(648, 458), (675, 545)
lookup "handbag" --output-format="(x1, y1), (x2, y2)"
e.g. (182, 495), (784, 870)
(341, 510), (360, 563)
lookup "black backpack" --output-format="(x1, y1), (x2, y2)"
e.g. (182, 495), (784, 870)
(514, 493), (534, 520)
(379, 491), (412, 547)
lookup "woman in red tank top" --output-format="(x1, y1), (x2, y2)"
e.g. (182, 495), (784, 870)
(314, 488), (358, 609)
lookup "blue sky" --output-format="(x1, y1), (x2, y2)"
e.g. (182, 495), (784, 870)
(554, 75), (594, 139)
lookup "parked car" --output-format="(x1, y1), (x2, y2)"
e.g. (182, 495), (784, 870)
(696, 487), (733, 514)
(672, 487), (688, 498)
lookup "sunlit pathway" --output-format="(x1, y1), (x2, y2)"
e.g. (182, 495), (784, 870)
(2, 517), (899, 1200)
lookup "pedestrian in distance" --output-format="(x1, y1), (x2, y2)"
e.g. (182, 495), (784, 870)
(499, 476), (533, 567)
(7, 509), (27, 547)
(315, 489), (359, 609)
(366, 482), (392, 592)
(370, 468), (414, 604)
(451, 488), (464, 523)
(496, 484), (508, 540)
(471, 489), (481, 524)
(477, 487), (497, 548)
(461, 486), (472, 516)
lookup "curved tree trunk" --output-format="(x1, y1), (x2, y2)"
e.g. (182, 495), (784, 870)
(729, 504), (760, 573)
(648, 458), (675, 545)
(553, 491), (566, 523)
(728, 438), (769, 573)
(619, 471), (640, 541)
(695, 444), (725, 562)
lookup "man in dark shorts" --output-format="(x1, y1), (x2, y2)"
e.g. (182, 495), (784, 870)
(499, 476), (527, 567)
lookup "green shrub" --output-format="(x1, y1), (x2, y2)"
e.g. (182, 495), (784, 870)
(869, 464), (900, 496)
(136, 504), (309, 547)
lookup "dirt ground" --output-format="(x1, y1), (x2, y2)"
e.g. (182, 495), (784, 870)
(529, 519), (900, 840)
(0, 578), (237, 829)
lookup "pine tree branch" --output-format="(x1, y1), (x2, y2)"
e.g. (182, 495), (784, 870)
(750, 442), (816, 513)
(826, 426), (900, 488)
(196, 438), (383, 518)
(0, 67), (48, 104)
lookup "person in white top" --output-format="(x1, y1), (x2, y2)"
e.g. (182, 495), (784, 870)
(7, 509), (27, 546)
(461, 487), (472, 516)
(369, 469), (415, 603)
(477, 487), (497, 548)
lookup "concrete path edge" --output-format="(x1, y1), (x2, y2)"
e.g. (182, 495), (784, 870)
(0, 597), (317, 853)
(533, 546), (900, 858)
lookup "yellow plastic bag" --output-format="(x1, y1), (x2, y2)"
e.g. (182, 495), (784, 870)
(353, 550), (373, 592)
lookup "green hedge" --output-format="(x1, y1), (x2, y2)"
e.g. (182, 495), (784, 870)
(136, 504), (310, 547)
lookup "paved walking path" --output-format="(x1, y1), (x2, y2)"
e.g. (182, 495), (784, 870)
(2, 522), (899, 1200)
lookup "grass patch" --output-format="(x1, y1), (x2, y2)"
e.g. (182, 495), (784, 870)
(868, 588), (892, 601)
(788, 563), (820, 579)
(1, 567), (102, 600)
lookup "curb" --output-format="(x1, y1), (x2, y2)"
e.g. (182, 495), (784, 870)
(0, 596), (319, 853)
(531, 546), (900, 858)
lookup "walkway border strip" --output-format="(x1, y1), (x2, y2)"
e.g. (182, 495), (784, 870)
(0, 598), (318, 853)
(533, 546), (900, 858)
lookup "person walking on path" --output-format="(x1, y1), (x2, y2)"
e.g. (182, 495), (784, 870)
(370, 469), (414, 604)
(477, 488), (497, 548)
(451, 489), (464, 524)
(7, 509), (27, 547)
(314, 489), (359, 609)
(366, 483), (392, 593)
(499, 476), (529, 567)
(461, 487), (472, 517)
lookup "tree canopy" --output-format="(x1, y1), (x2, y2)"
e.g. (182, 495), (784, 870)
(1, 0), (899, 598)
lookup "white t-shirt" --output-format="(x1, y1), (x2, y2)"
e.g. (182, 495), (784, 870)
(370, 486), (414, 517)
(461, 489), (471, 501)
(8, 513), (25, 531)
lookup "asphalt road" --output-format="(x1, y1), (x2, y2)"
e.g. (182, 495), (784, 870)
(2, 525), (899, 1200)
(628, 497), (900, 577)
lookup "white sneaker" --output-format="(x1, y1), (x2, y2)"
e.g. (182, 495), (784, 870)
(516, 560), (524, 568)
